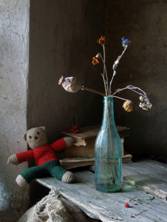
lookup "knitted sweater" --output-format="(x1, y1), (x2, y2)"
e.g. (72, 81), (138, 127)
(16, 138), (66, 166)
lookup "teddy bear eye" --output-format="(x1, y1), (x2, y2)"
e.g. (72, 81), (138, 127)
(37, 132), (40, 135)
(29, 136), (32, 139)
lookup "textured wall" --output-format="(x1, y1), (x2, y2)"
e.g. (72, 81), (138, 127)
(0, 0), (29, 221)
(28, 0), (105, 138)
(106, 0), (167, 158)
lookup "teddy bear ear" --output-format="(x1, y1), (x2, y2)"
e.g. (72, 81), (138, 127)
(39, 126), (46, 131)
(24, 133), (27, 141)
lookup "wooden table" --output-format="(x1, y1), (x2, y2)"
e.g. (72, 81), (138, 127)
(37, 160), (167, 222)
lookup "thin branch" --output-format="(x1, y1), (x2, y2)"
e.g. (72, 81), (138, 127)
(112, 85), (147, 97)
(102, 45), (109, 94)
(101, 73), (108, 96)
(109, 70), (116, 95)
(81, 86), (129, 101)
(81, 86), (104, 96)
(113, 95), (128, 101)
(109, 45), (128, 94)
(98, 51), (108, 95)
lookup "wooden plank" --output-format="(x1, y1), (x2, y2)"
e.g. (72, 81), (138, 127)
(37, 160), (167, 222)
(123, 160), (167, 200)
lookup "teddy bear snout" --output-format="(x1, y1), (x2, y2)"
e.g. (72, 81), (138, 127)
(35, 136), (38, 140)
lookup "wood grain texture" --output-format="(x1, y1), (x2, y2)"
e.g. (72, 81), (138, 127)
(37, 160), (167, 222)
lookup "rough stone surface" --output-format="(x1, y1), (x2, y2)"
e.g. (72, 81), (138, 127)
(0, 0), (29, 221)
(106, 0), (167, 157)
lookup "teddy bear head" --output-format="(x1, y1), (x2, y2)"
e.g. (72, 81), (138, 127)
(24, 126), (48, 149)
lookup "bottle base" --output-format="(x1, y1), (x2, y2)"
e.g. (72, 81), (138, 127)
(96, 183), (121, 193)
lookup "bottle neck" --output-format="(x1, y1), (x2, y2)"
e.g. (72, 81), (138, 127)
(101, 96), (115, 128)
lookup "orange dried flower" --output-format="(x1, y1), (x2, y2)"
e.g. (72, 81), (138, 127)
(98, 35), (106, 45)
(91, 56), (100, 65)
(122, 100), (133, 112)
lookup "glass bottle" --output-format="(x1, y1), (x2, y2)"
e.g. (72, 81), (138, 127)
(95, 96), (123, 192)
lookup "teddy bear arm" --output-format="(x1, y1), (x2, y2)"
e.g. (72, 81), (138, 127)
(51, 137), (74, 152)
(16, 150), (34, 163)
(7, 154), (19, 165)
(50, 138), (66, 152)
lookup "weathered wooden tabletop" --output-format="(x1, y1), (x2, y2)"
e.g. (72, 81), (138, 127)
(37, 160), (167, 222)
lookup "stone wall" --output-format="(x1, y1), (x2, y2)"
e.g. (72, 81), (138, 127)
(0, 0), (29, 221)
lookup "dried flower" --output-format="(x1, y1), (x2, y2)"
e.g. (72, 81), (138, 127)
(58, 76), (81, 93)
(92, 56), (100, 65)
(138, 96), (152, 111)
(139, 102), (152, 111)
(98, 35), (106, 45)
(59, 36), (152, 115)
(122, 100), (133, 112)
(121, 36), (130, 48)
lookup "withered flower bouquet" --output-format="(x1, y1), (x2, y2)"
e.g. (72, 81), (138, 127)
(58, 36), (152, 112)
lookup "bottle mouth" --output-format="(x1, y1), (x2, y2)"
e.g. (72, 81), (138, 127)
(104, 95), (114, 100)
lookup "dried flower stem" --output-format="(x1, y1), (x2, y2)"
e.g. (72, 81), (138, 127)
(112, 85), (147, 97)
(98, 51), (108, 96)
(102, 45), (109, 94)
(109, 45), (128, 94)
(101, 73), (108, 96)
(113, 95), (128, 101)
(112, 84), (152, 111)
(81, 85), (128, 101)
(109, 70), (116, 95)
(81, 86), (104, 96)
(97, 44), (128, 96)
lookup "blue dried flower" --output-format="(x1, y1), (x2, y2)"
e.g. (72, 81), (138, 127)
(121, 37), (130, 47)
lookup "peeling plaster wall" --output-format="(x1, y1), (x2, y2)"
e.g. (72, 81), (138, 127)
(106, 0), (167, 158)
(0, 0), (29, 221)
(28, 0), (105, 138)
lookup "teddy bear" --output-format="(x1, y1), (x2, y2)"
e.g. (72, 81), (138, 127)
(7, 126), (75, 187)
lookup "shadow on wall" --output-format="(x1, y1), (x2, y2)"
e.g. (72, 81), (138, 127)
(28, 0), (106, 139)
(106, 0), (167, 158)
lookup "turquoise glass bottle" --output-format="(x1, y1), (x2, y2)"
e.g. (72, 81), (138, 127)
(95, 96), (123, 192)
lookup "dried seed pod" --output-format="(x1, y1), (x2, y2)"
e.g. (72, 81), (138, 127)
(122, 100), (133, 112)
(58, 76), (81, 93)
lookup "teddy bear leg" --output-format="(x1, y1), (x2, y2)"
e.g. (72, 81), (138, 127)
(16, 165), (46, 187)
(49, 165), (75, 183)
(16, 175), (28, 187)
(61, 171), (74, 183)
